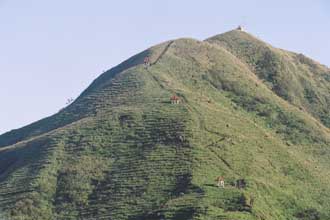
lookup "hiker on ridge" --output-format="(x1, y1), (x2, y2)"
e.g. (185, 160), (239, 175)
(144, 56), (150, 68)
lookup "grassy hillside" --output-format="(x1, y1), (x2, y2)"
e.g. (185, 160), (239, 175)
(207, 30), (330, 128)
(1, 29), (330, 220)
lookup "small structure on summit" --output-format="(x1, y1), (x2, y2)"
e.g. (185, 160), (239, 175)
(170, 95), (180, 104)
(237, 25), (244, 31)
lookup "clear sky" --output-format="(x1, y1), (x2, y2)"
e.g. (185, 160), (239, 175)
(0, 0), (329, 134)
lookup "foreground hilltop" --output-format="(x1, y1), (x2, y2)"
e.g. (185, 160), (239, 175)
(1, 28), (330, 220)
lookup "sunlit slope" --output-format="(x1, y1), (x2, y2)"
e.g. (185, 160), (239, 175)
(1, 31), (330, 220)
(207, 30), (330, 128)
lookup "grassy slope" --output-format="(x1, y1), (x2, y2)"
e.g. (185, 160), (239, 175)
(206, 30), (330, 128)
(0, 48), (150, 148)
(1, 32), (330, 220)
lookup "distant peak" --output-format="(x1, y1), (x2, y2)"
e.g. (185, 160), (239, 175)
(205, 26), (265, 46)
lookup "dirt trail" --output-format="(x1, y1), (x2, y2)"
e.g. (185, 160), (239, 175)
(146, 45), (235, 172)
(151, 41), (174, 66)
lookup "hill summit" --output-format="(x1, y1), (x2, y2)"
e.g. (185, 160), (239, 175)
(1, 28), (330, 220)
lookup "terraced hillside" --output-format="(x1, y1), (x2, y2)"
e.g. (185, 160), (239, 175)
(1, 29), (330, 220)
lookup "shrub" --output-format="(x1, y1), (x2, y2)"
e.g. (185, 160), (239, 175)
(223, 192), (251, 212)
(295, 208), (320, 220)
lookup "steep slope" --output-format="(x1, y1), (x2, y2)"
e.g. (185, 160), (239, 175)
(0, 49), (150, 148)
(1, 30), (330, 220)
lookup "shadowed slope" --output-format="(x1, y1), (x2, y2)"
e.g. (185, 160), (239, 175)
(0, 41), (172, 148)
(0, 52), (145, 148)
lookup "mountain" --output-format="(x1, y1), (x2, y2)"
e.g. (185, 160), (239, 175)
(1, 28), (330, 220)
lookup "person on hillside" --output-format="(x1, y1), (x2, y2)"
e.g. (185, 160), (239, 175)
(144, 56), (150, 68)
(236, 178), (247, 189)
(216, 176), (225, 188)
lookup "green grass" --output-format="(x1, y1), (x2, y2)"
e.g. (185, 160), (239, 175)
(1, 30), (330, 219)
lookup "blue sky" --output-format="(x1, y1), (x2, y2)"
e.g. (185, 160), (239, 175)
(0, 0), (329, 134)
